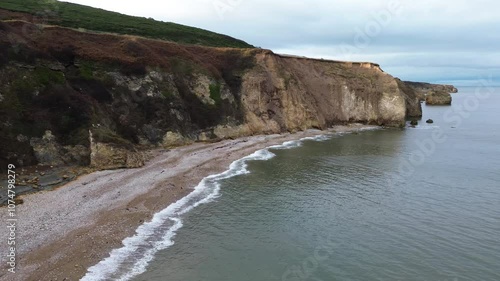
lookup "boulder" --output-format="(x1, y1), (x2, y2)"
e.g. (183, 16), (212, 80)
(426, 119), (434, 124)
(89, 130), (145, 170)
(162, 131), (192, 148)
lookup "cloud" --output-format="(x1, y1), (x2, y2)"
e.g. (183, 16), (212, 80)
(64, 0), (500, 84)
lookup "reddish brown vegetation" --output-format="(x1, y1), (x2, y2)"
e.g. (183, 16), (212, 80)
(0, 20), (258, 78)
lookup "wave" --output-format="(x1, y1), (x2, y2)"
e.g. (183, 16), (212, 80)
(81, 129), (365, 280)
(408, 125), (441, 130)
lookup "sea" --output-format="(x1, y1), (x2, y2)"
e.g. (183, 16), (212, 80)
(82, 86), (500, 281)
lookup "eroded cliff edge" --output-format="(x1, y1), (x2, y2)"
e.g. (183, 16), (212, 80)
(0, 20), (424, 170)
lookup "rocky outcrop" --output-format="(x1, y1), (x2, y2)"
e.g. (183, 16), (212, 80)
(396, 79), (423, 118)
(404, 81), (458, 97)
(29, 131), (90, 166)
(402, 81), (457, 106)
(162, 131), (193, 148)
(426, 91), (452, 105)
(0, 20), (437, 170)
(89, 131), (145, 170)
(240, 52), (409, 131)
(64, 145), (91, 166)
(30, 131), (65, 166)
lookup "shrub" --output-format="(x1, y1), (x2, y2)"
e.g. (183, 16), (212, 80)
(170, 58), (196, 76)
(92, 126), (134, 149)
(209, 83), (222, 104)
(79, 61), (94, 79)
(49, 46), (76, 65)
(120, 62), (147, 76)
(33, 67), (65, 86)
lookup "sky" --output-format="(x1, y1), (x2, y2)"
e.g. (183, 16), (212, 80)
(64, 0), (500, 85)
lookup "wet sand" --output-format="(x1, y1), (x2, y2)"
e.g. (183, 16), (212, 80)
(0, 126), (371, 281)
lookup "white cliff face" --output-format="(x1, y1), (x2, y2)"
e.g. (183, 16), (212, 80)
(379, 90), (407, 122)
(239, 52), (408, 134)
(191, 75), (216, 105)
(109, 71), (171, 99)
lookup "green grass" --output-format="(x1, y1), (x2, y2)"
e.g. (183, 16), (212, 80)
(0, 0), (253, 48)
(209, 83), (222, 104)
(161, 90), (175, 100)
(33, 66), (65, 85)
(78, 61), (94, 79)
(170, 58), (197, 75)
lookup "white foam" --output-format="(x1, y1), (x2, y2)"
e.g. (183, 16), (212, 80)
(81, 129), (373, 280)
(115, 218), (183, 281)
(81, 149), (276, 280)
(300, 134), (331, 142)
(269, 140), (302, 150)
(408, 125), (441, 130)
(357, 126), (380, 131)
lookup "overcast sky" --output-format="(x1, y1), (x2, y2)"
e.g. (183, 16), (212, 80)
(65, 0), (499, 85)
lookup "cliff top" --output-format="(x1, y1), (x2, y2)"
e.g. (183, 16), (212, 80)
(403, 81), (458, 93)
(276, 53), (383, 71)
(0, 0), (253, 48)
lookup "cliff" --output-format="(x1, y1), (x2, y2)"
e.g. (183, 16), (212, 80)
(0, 19), (423, 171)
(402, 81), (457, 106)
(425, 92), (453, 105)
(404, 80), (458, 99)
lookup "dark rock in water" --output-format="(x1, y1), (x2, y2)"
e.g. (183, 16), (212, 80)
(426, 91), (452, 105)
(410, 120), (418, 126)
(426, 119), (434, 124)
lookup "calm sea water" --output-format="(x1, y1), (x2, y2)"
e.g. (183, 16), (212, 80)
(89, 87), (500, 281)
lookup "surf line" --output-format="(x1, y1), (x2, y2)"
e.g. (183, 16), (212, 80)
(81, 133), (337, 281)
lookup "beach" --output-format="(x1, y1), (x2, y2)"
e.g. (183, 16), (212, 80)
(0, 126), (370, 281)
(128, 89), (500, 281)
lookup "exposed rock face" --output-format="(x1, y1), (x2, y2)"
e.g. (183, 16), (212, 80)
(240, 52), (409, 131)
(0, 20), (448, 170)
(404, 81), (458, 96)
(30, 131), (65, 166)
(396, 79), (423, 118)
(64, 145), (91, 166)
(426, 91), (452, 105)
(162, 131), (193, 148)
(29, 131), (91, 166)
(214, 124), (252, 139)
(89, 131), (145, 170)
(403, 81), (457, 105)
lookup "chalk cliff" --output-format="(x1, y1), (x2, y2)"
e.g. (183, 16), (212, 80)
(0, 20), (427, 170)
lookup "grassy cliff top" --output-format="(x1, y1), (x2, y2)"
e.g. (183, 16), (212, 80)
(0, 0), (253, 48)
